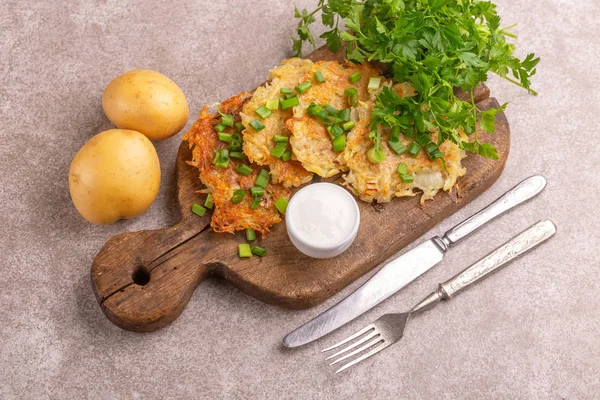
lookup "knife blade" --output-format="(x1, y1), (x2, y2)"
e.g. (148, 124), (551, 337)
(283, 175), (547, 348)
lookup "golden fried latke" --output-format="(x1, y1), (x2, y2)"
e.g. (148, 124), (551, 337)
(240, 58), (313, 187)
(286, 61), (382, 177)
(341, 103), (467, 205)
(183, 92), (290, 236)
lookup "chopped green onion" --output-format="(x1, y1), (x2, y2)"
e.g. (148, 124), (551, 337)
(349, 72), (362, 83)
(408, 142), (421, 157)
(323, 115), (342, 126)
(295, 81), (312, 94)
(344, 88), (358, 107)
(390, 126), (401, 142)
(400, 173), (414, 183)
(368, 76), (382, 90)
(388, 140), (407, 155)
(250, 196), (262, 209)
(214, 123), (227, 133)
(230, 151), (245, 159)
(325, 105), (339, 115)
(191, 203), (207, 217)
(339, 108), (351, 122)
(246, 228), (256, 241)
(251, 186), (264, 197)
(284, 93), (296, 99)
(238, 244), (252, 258)
(397, 163), (408, 175)
(281, 96), (299, 110)
(254, 106), (272, 119)
(271, 142), (287, 158)
(342, 121), (355, 131)
(273, 135), (289, 143)
(213, 149), (229, 168)
(249, 120), (265, 132)
(332, 135), (346, 152)
(229, 141), (242, 151)
(266, 99), (279, 110)
(231, 189), (245, 204)
(317, 109), (329, 120)
(274, 197), (288, 214)
(327, 124), (343, 138)
(218, 132), (233, 142)
(307, 103), (323, 117)
(236, 164), (253, 176)
(231, 133), (241, 141)
(255, 169), (270, 188)
(367, 146), (386, 163)
(235, 121), (245, 132)
(281, 151), (292, 162)
(251, 245), (267, 257)
(425, 142), (444, 160)
(280, 87), (293, 97)
(204, 193), (214, 209)
(220, 113), (234, 127)
(314, 71), (325, 83)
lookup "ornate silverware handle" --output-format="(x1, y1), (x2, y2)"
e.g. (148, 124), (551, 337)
(439, 219), (556, 299)
(442, 175), (547, 247)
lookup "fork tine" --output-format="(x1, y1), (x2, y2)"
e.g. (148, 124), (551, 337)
(329, 336), (383, 366)
(335, 341), (388, 373)
(324, 329), (380, 360)
(321, 324), (375, 352)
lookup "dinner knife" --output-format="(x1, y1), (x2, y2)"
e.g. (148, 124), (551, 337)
(283, 175), (547, 348)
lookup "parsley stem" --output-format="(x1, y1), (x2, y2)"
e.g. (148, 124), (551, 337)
(500, 75), (538, 95)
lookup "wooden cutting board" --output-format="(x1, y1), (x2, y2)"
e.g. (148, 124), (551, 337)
(91, 46), (510, 332)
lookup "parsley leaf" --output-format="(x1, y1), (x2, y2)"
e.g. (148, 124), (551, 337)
(291, 0), (538, 160)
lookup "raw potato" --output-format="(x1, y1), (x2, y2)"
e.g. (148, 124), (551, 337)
(102, 70), (189, 140)
(69, 129), (161, 224)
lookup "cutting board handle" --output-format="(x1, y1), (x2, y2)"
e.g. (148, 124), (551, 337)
(91, 215), (228, 332)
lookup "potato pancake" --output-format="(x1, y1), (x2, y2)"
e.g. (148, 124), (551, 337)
(286, 60), (382, 177)
(341, 102), (467, 205)
(183, 92), (290, 236)
(240, 58), (313, 187)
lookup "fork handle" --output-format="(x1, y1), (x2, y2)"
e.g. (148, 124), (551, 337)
(411, 219), (556, 314)
(440, 219), (556, 299)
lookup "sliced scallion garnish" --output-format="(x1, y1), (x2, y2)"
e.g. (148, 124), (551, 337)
(251, 246), (267, 257)
(349, 72), (362, 83)
(249, 120), (265, 132)
(255, 169), (270, 188)
(254, 106), (272, 119)
(231, 189), (245, 204)
(191, 203), (207, 217)
(236, 164), (253, 176)
(274, 197), (288, 214)
(238, 244), (252, 258)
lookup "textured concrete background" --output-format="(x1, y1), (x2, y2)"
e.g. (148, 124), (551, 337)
(1, 0), (599, 398)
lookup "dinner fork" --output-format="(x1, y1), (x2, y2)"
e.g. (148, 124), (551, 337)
(323, 219), (556, 373)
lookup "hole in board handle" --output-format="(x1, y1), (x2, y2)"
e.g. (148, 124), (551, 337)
(132, 266), (150, 286)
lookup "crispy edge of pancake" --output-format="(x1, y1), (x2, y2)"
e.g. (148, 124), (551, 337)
(183, 92), (290, 236)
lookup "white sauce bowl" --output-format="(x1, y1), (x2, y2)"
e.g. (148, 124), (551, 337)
(285, 183), (360, 259)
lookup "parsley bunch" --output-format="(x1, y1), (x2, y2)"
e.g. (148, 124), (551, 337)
(293, 0), (539, 160)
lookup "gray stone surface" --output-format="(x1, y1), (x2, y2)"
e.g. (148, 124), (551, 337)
(1, 0), (599, 398)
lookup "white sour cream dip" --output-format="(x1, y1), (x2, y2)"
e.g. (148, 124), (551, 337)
(285, 183), (360, 259)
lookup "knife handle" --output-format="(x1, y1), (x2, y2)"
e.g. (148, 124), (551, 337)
(439, 219), (556, 299)
(441, 175), (546, 247)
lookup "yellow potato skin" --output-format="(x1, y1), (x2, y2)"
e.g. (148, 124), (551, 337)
(69, 129), (161, 224)
(102, 70), (189, 140)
